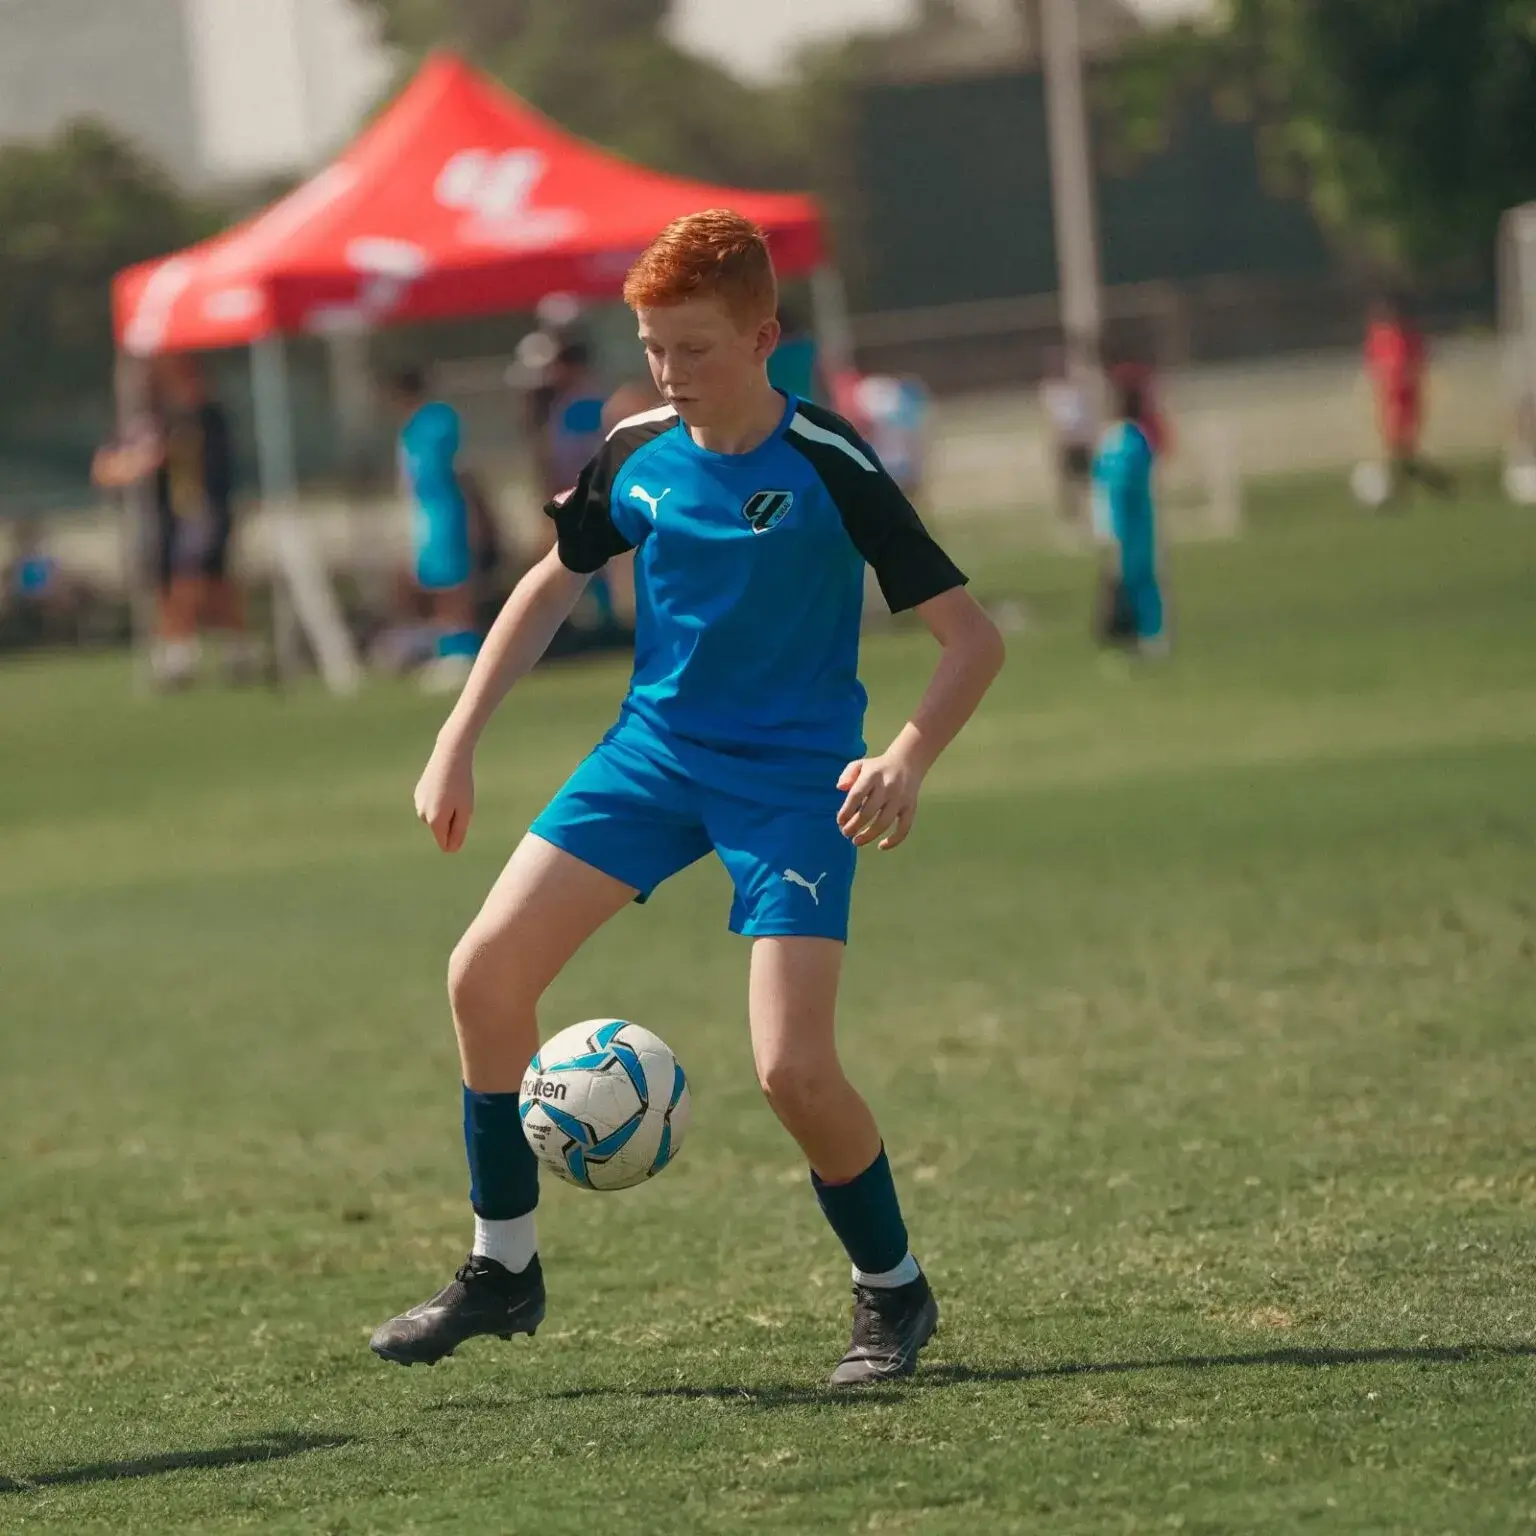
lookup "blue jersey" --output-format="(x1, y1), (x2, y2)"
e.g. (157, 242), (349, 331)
(400, 401), (467, 532)
(548, 394), (966, 807)
(400, 401), (471, 589)
(1091, 419), (1156, 556)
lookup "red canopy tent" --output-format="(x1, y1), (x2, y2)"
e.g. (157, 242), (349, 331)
(110, 52), (847, 692)
(113, 51), (829, 353)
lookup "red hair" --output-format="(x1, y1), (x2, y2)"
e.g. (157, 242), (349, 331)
(623, 209), (778, 327)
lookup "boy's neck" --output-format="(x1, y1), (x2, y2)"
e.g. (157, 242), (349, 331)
(686, 380), (786, 457)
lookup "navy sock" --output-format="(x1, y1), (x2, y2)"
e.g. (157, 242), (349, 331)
(463, 1086), (539, 1220)
(811, 1147), (910, 1276)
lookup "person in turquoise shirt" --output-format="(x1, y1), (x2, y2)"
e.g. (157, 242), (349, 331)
(1092, 371), (1166, 654)
(767, 303), (821, 404)
(391, 368), (481, 689)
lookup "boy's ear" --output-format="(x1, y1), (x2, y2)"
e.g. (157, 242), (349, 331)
(755, 315), (783, 362)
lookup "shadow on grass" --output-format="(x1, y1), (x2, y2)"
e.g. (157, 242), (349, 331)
(0, 1432), (351, 1494)
(536, 1342), (1536, 1409)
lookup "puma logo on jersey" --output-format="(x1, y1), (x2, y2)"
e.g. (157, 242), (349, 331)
(629, 485), (670, 519)
(782, 869), (828, 905)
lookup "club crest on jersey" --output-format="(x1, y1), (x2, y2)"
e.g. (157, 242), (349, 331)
(742, 489), (795, 534)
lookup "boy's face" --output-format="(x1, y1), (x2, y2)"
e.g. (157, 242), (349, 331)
(637, 298), (780, 429)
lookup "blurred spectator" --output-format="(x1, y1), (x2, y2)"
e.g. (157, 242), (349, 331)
(388, 366), (481, 693)
(1092, 370), (1166, 657)
(523, 331), (615, 628)
(767, 301), (822, 404)
(1364, 295), (1454, 500)
(2, 518), (85, 646)
(92, 356), (254, 688)
(1040, 346), (1098, 525)
(601, 377), (663, 435)
(459, 468), (512, 635)
(852, 374), (932, 505)
(525, 334), (607, 508)
(1109, 362), (1172, 458)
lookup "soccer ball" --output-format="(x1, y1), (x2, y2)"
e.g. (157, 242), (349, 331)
(1504, 457), (1536, 504)
(519, 1020), (690, 1191)
(1350, 460), (1392, 508)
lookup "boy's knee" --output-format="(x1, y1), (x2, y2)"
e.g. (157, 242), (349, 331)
(447, 929), (536, 1034)
(446, 936), (483, 1025)
(757, 1052), (841, 1120)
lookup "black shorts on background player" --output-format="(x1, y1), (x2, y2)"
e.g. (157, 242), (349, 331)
(153, 401), (234, 590)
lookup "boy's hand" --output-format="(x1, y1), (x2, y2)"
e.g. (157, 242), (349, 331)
(836, 750), (924, 851)
(414, 737), (476, 853)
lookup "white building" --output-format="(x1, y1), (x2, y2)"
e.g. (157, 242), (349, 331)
(0, 0), (392, 186)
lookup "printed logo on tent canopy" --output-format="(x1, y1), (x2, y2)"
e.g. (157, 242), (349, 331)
(435, 149), (583, 251)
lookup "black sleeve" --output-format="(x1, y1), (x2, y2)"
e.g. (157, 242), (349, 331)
(543, 447), (633, 574)
(787, 401), (967, 613)
(544, 408), (678, 573)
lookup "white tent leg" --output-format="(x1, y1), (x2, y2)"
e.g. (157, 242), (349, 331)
(251, 338), (303, 682)
(250, 335), (361, 695)
(326, 328), (375, 481)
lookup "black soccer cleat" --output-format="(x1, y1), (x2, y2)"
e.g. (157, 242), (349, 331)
(370, 1254), (546, 1367)
(829, 1271), (939, 1387)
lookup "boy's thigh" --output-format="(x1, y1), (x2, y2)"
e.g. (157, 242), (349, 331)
(462, 832), (637, 991)
(706, 795), (858, 943)
(530, 741), (712, 902)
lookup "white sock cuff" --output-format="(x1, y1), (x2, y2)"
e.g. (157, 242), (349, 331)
(472, 1213), (539, 1275)
(853, 1251), (920, 1289)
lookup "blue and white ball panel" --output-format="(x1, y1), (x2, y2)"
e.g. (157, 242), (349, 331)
(519, 1020), (690, 1192)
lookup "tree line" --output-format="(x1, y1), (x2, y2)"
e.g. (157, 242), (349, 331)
(2, 0), (1529, 449)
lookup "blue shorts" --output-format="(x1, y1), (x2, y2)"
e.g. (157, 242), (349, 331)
(414, 500), (472, 591)
(530, 737), (858, 942)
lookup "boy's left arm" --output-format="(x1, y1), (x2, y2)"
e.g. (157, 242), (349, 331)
(838, 586), (1005, 850)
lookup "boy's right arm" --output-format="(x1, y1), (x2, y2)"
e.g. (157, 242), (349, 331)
(417, 411), (664, 851)
(414, 548), (589, 852)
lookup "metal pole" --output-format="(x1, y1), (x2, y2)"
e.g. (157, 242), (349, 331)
(810, 264), (857, 387)
(250, 335), (304, 683)
(1517, 209), (1536, 426)
(251, 334), (362, 694)
(326, 328), (375, 484)
(1040, 0), (1104, 368)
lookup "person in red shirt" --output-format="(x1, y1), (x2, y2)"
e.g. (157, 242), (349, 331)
(1364, 296), (1454, 499)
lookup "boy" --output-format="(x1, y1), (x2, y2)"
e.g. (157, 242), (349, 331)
(1092, 370), (1166, 655)
(92, 357), (250, 687)
(390, 368), (481, 692)
(1363, 295), (1454, 500)
(370, 211), (1005, 1386)
(1040, 345), (1097, 527)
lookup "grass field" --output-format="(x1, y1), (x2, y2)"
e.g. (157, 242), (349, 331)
(3, 475), (1536, 1533)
